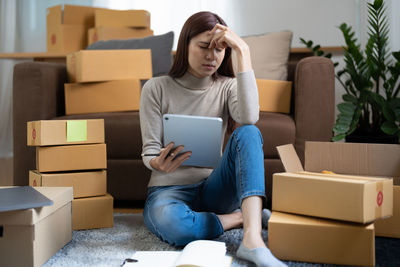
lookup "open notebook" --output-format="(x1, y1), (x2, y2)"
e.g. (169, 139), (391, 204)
(123, 240), (232, 267)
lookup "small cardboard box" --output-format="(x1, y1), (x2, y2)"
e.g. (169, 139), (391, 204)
(268, 211), (375, 266)
(67, 49), (152, 83)
(36, 144), (107, 172)
(256, 79), (292, 113)
(27, 119), (104, 146)
(272, 171), (393, 223)
(29, 170), (107, 198)
(94, 9), (151, 28)
(88, 26), (153, 45)
(72, 194), (114, 230)
(275, 142), (399, 223)
(46, 5), (105, 52)
(375, 177), (400, 238)
(64, 79), (141, 115)
(0, 187), (73, 267)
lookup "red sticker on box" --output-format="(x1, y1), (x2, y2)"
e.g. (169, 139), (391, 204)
(32, 129), (36, 140)
(377, 191), (383, 206)
(33, 180), (37, 186)
(51, 34), (56, 45)
(93, 33), (98, 42)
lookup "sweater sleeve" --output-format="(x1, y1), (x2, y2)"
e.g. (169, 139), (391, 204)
(228, 70), (259, 124)
(139, 79), (163, 171)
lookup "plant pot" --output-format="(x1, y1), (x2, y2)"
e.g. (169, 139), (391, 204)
(345, 129), (399, 144)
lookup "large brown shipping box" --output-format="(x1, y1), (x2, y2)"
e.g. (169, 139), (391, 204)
(46, 5), (106, 52)
(256, 79), (292, 113)
(268, 211), (375, 267)
(0, 187), (73, 267)
(88, 27), (153, 45)
(94, 9), (151, 28)
(72, 194), (114, 230)
(27, 119), (104, 146)
(277, 142), (399, 222)
(375, 177), (400, 238)
(36, 144), (107, 172)
(66, 50), (152, 83)
(65, 79), (141, 115)
(272, 171), (393, 223)
(29, 170), (107, 198)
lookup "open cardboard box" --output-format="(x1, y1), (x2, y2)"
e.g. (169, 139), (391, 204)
(0, 187), (73, 267)
(276, 142), (400, 234)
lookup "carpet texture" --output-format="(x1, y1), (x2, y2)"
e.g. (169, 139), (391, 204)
(43, 213), (400, 267)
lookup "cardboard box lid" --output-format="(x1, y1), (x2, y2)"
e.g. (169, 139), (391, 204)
(269, 211), (374, 229)
(277, 142), (400, 178)
(0, 187), (73, 226)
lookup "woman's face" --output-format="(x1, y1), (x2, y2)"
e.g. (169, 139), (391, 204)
(187, 30), (225, 78)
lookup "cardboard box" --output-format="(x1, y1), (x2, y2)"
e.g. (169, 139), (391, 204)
(64, 79), (141, 115)
(0, 187), (73, 267)
(257, 79), (292, 113)
(46, 5), (106, 52)
(36, 144), (107, 172)
(72, 194), (114, 230)
(27, 119), (104, 146)
(29, 170), (107, 198)
(268, 211), (375, 266)
(272, 171), (393, 223)
(88, 26), (153, 45)
(375, 177), (400, 238)
(276, 142), (399, 220)
(66, 49), (152, 82)
(94, 9), (151, 28)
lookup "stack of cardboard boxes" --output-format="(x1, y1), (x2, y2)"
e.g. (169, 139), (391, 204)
(268, 142), (399, 266)
(47, 4), (153, 53)
(64, 49), (152, 114)
(27, 119), (114, 230)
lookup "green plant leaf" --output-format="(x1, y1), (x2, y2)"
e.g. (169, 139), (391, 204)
(381, 121), (398, 135)
(383, 105), (396, 121)
(332, 134), (346, 142)
(342, 94), (358, 103)
(337, 102), (356, 115)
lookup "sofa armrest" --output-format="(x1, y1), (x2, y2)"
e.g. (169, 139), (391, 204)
(13, 62), (67, 185)
(293, 57), (335, 164)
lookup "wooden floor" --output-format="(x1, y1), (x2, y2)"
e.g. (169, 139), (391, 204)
(0, 157), (13, 186)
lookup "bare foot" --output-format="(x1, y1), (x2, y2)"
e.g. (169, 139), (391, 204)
(216, 210), (243, 230)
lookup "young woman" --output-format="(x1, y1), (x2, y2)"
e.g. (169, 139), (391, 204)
(139, 11), (286, 267)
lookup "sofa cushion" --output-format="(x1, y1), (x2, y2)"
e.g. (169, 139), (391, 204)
(238, 31), (293, 80)
(256, 111), (295, 158)
(86, 31), (174, 77)
(58, 112), (142, 159)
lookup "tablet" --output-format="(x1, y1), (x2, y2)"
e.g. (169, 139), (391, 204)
(163, 114), (223, 168)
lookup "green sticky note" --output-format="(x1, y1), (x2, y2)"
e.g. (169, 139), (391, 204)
(66, 120), (87, 142)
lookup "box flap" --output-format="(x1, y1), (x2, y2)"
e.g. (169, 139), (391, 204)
(305, 142), (400, 177)
(0, 187), (73, 226)
(277, 144), (304, 172)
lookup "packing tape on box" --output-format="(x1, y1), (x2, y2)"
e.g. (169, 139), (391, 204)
(375, 181), (384, 219)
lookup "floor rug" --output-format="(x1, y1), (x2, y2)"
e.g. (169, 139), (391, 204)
(43, 213), (400, 267)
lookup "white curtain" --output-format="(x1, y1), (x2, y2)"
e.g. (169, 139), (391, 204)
(0, 1), (17, 158)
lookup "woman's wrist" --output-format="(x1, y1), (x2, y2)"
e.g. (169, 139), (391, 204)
(235, 45), (252, 73)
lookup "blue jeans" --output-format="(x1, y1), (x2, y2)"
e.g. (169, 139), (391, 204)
(143, 125), (265, 246)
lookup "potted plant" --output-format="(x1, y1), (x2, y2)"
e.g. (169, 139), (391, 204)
(300, 0), (400, 143)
